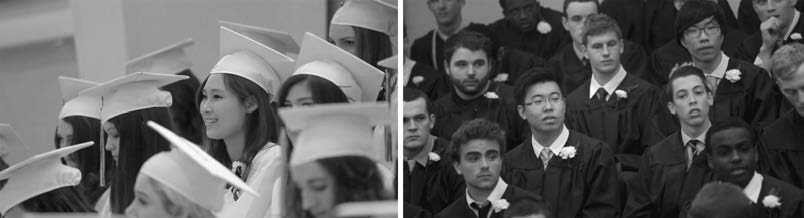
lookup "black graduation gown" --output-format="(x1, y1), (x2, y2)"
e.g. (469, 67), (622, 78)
(405, 201), (434, 218)
(434, 185), (543, 218)
(644, 27), (747, 86)
(431, 83), (529, 150)
(718, 0), (761, 36)
(410, 23), (490, 75)
(487, 8), (569, 62)
(735, 12), (804, 62)
(406, 61), (450, 102)
(708, 58), (779, 131)
(600, 0), (644, 43)
(758, 110), (804, 189)
(565, 74), (665, 171)
(501, 131), (620, 218)
(746, 175), (804, 218)
(403, 137), (465, 214)
(624, 132), (714, 218)
(549, 40), (648, 94)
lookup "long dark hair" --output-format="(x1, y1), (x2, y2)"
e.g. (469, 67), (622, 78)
(17, 187), (94, 213)
(277, 74), (349, 108)
(318, 156), (389, 204)
(54, 116), (113, 206)
(353, 26), (393, 70)
(161, 69), (204, 144)
(196, 74), (281, 181)
(109, 107), (173, 214)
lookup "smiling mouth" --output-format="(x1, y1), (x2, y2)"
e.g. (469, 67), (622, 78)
(204, 118), (218, 125)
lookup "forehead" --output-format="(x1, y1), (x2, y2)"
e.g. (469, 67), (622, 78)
(204, 73), (227, 90)
(671, 75), (706, 91)
(525, 81), (561, 97)
(566, 1), (598, 16)
(587, 31), (619, 43)
(461, 139), (500, 154)
(710, 128), (751, 146)
(450, 47), (488, 62)
(403, 98), (428, 116)
(291, 161), (329, 182)
(777, 64), (804, 87)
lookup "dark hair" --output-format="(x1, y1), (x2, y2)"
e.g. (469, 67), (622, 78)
(161, 69), (203, 144)
(514, 67), (562, 106)
(449, 119), (507, 163)
(353, 26), (394, 70)
(499, 0), (539, 11)
(675, 0), (727, 43)
(688, 182), (752, 218)
(108, 107), (173, 214)
(16, 187), (94, 213)
(402, 88), (434, 115)
(562, 0), (599, 16)
(503, 195), (551, 218)
(196, 74), (281, 180)
(0, 159), (7, 189)
(581, 13), (622, 45)
(443, 30), (496, 65)
(277, 74), (350, 108)
(54, 116), (113, 206)
(704, 118), (756, 153)
(317, 156), (390, 205)
(771, 43), (804, 81)
(666, 65), (711, 102)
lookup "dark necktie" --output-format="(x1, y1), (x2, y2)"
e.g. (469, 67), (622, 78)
(470, 202), (492, 218)
(686, 139), (702, 169)
(596, 87), (608, 103)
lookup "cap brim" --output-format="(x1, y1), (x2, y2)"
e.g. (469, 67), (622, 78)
(79, 72), (189, 97)
(58, 77), (99, 101)
(334, 200), (397, 217)
(278, 102), (390, 131)
(377, 55), (397, 70)
(0, 124), (32, 165)
(0, 142), (92, 180)
(125, 38), (194, 67)
(219, 25), (294, 83)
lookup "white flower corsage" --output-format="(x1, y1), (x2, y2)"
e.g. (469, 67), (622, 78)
(491, 199), (510, 213)
(762, 195), (782, 208)
(484, 92), (500, 99)
(412, 76), (424, 85)
(494, 73), (509, 82)
(614, 89), (628, 99)
(428, 152), (440, 162)
(558, 146), (577, 159)
(537, 21), (552, 34)
(725, 69), (742, 83)
(791, 32), (802, 40)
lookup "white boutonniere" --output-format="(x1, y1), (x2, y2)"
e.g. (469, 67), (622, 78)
(725, 69), (742, 83)
(558, 146), (577, 159)
(494, 73), (509, 82)
(428, 152), (440, 162)
(484, 92), (499, 99)
(491, 199), (510, 213)
(537, 20), (552, 34)
(791, 32), (802, 40)
(614, 89), (628, 99)
(762, 194), (782, 208)
(412, 76), (424, 85)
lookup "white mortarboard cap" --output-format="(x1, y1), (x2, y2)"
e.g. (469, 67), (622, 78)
(331, 0), (397, 37)
(79, 72), (188, 124)
(0, 124), (32, 166)
(219, 21), (300, 59)
(142, 121), (258, 212)
(0, 142), (93, 214)
(377, 55), (398, 70)
(279, 103), (390, 166)
(58, 76), (101, 119)
(216, 24), (294, 99)
(335, 200), (398, 218)
(125, 39), (194, 75)
(294, 33), (384, 102)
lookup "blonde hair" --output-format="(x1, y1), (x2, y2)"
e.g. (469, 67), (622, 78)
(146, 176), (216, 218)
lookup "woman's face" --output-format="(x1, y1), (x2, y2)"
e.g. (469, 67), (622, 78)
(56, 120), (79, 168)
(102, 121), (120, 162)
(125, 175), (174, 218)
(292, 161), (337, 218)
(284, 80), (316, 144)
(329, 24), (357, 56)
(199, 74), (250, 140)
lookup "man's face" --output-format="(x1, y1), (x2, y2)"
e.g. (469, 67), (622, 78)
(708, 127), (758, 188)
(681, 17), (724, 63)
(563, 2), (598, 44)
(428, 0), (464, 26)
(403, 98), (434, 152)
(777, 64), (804, 117)
(669, 75), (713, 127)
(518, 82), (565, 133)
(753, 0), (798, 27)
(585, 31), (624, 74)
(446, 47), (491, 96)
(503, 0), (539, 32)
(453, 139), (502, 191)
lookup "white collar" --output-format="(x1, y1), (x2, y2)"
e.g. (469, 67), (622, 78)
(466, 177), (508, 211)
(743, 172), (764, 203)
(784, 10), (801, 40)
(589, 65), (627, 100)
(680, 122), (709, 153)
(436, 19), (469, 40)
(533, 125), (570, 158)
(572, 43), (585, 61)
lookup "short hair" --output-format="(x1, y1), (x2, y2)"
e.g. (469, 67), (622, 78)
(675, 0), (727, 43)
(581, 13), (622, 45)
(771, 43), (804, 81)
(688, 182), (752, 218)
(443, 30), (496, 65)
(448, 119), (507, 163)
(403, 88), (434, 115)
(666, 64), (711, 102)
(499, 0), (539, 10)
(514, 67), (563, 106)
(562, 0), (599, 16)
(503, 195), (552, 218)
(705, 118), (756, 153)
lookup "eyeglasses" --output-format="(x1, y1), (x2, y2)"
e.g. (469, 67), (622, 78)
(524, 96), (562, 108)
(684, 25), (721, 38)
